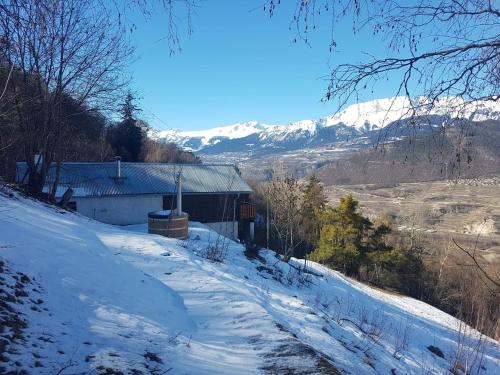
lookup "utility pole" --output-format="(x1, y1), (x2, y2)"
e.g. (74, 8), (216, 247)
(176, 171), (182, 215)
(266, 185), (270, 249)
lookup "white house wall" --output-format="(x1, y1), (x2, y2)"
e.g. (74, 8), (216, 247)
(73, 195), (163, 225)
(73, 196), (240, 240)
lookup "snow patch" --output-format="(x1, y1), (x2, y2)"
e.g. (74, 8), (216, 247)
(463, 218), (497, 235)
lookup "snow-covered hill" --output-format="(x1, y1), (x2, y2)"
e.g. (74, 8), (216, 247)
(154, 97), (500, 156)
(1, 189), (499, 374)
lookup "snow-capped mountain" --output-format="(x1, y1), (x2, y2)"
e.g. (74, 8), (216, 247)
(154, 97), (500, 157)
(152, 121), (268, 151)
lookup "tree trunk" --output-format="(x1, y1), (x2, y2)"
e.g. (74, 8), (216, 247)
(50, 159), (62, 201)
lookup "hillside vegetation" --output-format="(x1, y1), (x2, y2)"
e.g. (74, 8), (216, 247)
(317, 121), (500, 186)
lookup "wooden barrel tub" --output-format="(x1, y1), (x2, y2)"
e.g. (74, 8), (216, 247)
(148, 210), (188, 239)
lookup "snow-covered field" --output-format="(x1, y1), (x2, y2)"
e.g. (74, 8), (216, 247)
(1, 189), (499, 374)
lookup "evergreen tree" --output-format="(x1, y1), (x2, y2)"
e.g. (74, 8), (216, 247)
(120, 92), (141, 122)
(310, 194), (424, 295)
(310, 194), (372, 274)
(107, 92), (143, 162)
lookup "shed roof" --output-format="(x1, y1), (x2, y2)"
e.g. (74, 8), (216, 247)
(16, 162), (252, 198)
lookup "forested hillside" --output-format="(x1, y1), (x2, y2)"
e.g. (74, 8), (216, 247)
(317, 120), (500, 186)
(0, 80), (199, 189)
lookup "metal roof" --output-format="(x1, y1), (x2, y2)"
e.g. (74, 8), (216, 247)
(16, 162), (252, 198)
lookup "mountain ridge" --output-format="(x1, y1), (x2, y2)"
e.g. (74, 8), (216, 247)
(152, 97), (500, 155)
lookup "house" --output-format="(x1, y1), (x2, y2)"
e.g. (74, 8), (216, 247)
(16, 161), (256, 241)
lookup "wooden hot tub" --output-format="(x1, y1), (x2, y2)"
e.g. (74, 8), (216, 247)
(148, 210), (188, 239)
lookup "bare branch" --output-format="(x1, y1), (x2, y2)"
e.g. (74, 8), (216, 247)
(452, 238), (500, 294)
(0, 63), (13, 102)
(265, 0), (500, 113)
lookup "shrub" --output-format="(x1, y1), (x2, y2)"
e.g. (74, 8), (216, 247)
(201, 242), (228, 263)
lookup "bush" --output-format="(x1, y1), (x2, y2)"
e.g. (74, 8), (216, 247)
(360, 246), (424, 295)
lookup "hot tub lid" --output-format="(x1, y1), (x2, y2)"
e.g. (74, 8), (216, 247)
(148, 210), (188, 219)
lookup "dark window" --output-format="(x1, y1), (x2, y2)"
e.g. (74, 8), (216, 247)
(163, 194), (249, 223)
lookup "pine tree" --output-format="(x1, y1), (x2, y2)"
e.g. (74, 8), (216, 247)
(311, 194), (424, 294)
(310, 194), (371, 274)
(120, 92), (141, 122)
(107, 92), (143, 162)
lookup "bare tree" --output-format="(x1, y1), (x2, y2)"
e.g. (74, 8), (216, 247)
(0, 0), (133, 196)
(264, 1), (499, 112)
(452, 237), (500, 295)
(266, 171), (303, 261)
(126, 0), (199, 55)
(0, 63), (13, 103)
(259, 0), (499, 181)
(0, 65), (15, 155)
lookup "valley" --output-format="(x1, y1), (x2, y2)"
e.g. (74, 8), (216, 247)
(325, 179), (500, 265)
(186, 98), (500, 270)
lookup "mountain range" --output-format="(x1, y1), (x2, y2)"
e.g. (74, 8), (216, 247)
(151, 97), (500, 181)
(153, 97), (500, 158)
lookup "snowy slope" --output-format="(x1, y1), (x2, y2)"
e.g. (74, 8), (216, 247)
(154, 97), (500, 153)
(1, 190), (499, 374)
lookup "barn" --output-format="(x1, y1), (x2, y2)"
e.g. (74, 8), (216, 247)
(16, 161), (256, 241)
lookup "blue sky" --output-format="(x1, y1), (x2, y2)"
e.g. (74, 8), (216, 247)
(129, 1), (401, 131)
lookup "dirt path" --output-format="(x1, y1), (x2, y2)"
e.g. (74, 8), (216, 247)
(110, 228), (343, 374)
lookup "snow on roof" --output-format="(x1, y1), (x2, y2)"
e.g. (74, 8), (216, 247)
(16, 162), (252, 198)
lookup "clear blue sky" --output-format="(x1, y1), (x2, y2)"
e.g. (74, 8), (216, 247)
(129, 1), (401, 131)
